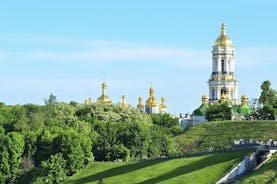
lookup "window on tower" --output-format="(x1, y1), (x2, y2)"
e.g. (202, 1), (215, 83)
(212, 89), (215, 100)
(221, 60), (224, 74)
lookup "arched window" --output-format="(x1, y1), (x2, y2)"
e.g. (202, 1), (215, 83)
(212, 89), (215, 100)
(221, 60), (224, 73)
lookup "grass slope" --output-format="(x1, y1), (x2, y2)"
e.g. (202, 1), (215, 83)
(67, 150), (251, 184)
(237, 152), (277, 184)
(174, 121), (277, 153)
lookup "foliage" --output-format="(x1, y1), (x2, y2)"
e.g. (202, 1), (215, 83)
(259, 80), (277, 107)
(34, 128), (93, 175)
(254, 105), (275, 120)
(205, 103), (232, 121)
(151, 114), (181, 135)
(0, 97), (176, 183)
(44, 93), (58, 106)
(34, 153), (66, 184)
(0, 132), (24, 184)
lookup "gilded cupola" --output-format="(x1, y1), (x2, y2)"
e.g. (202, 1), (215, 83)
(97, 82), (112, 104)
(84, 97), (92, 104)
(214, 23), (233, 47)
(137, 96), (144, 109)
(146, 87), (158, 107)
(160, 97), (166, 109)
(119, 95), (127, 108)
(241, 95), (248, 105)
(201, 95), (208, 105)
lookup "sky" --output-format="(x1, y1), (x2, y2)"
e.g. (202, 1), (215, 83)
(0, 0), (277, 114)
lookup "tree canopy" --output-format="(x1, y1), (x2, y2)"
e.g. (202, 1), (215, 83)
(0, 97), (180, 183)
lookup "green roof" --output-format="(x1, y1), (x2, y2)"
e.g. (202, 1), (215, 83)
(193, 104), (208, 116)
(232, 104), (253, 115)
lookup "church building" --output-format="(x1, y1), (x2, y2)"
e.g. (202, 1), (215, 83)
(186, 23), (252, 125)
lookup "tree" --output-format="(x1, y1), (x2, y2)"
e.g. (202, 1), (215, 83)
(151, 114), (178, 128)
(0, 132), (24, 184)
(255, 105), (275, 120)
(205, 103), (232, 121)
(259, 80), (277, 106)
(54, 131), (93, 175)
(44, 94), (58, 106)
(34, 153), (66, 184)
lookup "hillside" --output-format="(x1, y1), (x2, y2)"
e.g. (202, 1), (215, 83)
(67, 150), (251, 184)
(174, 121), (277, 153)
(237, 152), (277, 184)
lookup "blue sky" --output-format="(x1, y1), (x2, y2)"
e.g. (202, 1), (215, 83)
(0, 0), (277, 114)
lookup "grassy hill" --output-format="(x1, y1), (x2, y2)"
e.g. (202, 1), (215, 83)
(174, 121), (277, 153)
(237, 152), (277, 184)
(66, 150), (251, 184)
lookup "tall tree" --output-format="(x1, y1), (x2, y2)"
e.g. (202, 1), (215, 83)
(259, 80), (277, 106)
(44, 94), (58, 106)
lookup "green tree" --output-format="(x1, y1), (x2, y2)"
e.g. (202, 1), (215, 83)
(151, 114), (178, 128)
(44, 94), (58, 106)
(256, 105), (275, 120)
(0, 132), (24, 184)
(34, 153), (66, 184)
(205, 103), (232, 121)
(54, 131), (93, 175)
(259, 80), (277, 106)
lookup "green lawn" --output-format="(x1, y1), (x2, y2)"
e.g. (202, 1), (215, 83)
(174, 121), (277, 153)
(66, 150), (251, 184)
(237, 152), (277, 184)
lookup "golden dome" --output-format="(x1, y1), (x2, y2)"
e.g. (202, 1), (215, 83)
(97, 82), (112, 104)
(137, 96), (144, 109)
(146, 87), (158, 107)
(84, 97), (92, 104)
(241, 95), (248, 105)
(201, 95), (208, 104)
(160, 97), (166, 109)
(120, 95), (127, 108)
(214, 23), (233, 47)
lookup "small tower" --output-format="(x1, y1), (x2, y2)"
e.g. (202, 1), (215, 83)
(137, 96), (144, 112)
(84, 97), (92, 104)
(238, 94), (252, 116)
(193, 95), (209, 116)
(97, 82), (112, 104)
(201, 95), (208, 105)
(159, 97), (167, 114)
(119, 95), (127, 108)
(145, 87), (159, 114)
(208, 23), (239, 105)
(241, 94), (248, 105)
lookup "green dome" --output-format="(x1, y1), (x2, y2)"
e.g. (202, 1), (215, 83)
(238, 104), (253, 115)
(193, 104), (208, 116)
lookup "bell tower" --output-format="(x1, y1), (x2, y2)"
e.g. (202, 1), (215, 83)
(208, 23), (239, 105)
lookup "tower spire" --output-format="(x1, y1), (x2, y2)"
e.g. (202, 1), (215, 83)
(102, 82), (107, 96)
(221, 23), (226, 35)
(120, 95), (127, 108)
